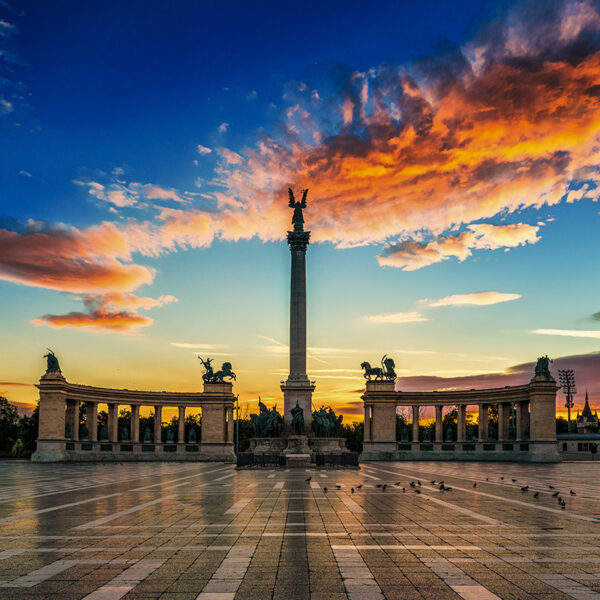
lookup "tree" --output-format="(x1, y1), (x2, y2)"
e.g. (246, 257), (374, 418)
(556, 417), (569, 434)
(340, 421), (363, 453)
(18, 404), (39, 456)
(0, 397), (19, 454)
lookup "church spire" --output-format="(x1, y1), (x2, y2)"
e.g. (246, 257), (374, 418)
(582, 389), (593, 418)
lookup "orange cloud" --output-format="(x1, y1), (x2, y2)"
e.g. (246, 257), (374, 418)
(378, 223), (540, 270)
(365, 311), (429, 323)
(32, 309), (153, 332)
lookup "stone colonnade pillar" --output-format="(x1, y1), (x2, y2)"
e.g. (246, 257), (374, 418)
(130, 404), (140, 443)
(66, 400), (79, 440)
(154, 405), (162, 444)
(199, 382), (236, 458)
(86, 401), (98, 441)
(457, 405), (466, 442)
(32, 371), (68, 462)
(479, 404), (488, 441)
(178, 406), (186, 444)
(360, 380), (397, 458)
(435, 405), (443, 442)
(412, 405), (419, 442)
(529, 375), (560, 460)
(108, 404), (119, 442)
(498, 403), (509, 442)
(516, 401), (530, 441)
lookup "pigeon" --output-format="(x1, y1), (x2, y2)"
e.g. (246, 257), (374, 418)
(410, 481), (416, 487)
(533, 492), (539, 499)
(414, 489), (421, 494)
(485, 478), (489, 481)
(500, 477), (504, 480)
(570, 490), (576, 496)
(357, 484), (362, 489)
(521, 486), (529, 493)
(445, 487), (453, 491)
(431, 480), (436, 485)
(552, 491), (559, 498)
(560, 500), (566, 509)
(512, 479), (517, 483)
(395, 482), (402, 486)
(402, 487), (406, 492)
(336, 485), (342, 489)
(417, 480), (422, 486)
(473, 482), (477, 488)
(376, 484), (382, 488)
(323, 487), (328, 493)
(305, 477), (312, 482)
(351, 488), (355, 494)
(439, 483), (446, 491)
(382, 484), (387, 492)
(549, 485), (555, 489)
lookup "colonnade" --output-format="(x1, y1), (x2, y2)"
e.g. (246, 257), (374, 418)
(32, 371), (236, 462)
(361, 368), (561, 462)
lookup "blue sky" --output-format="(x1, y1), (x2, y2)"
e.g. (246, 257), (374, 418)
(1, 0), (600, 417)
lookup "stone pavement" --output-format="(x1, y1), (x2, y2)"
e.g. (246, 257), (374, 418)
(0, 461), (600, 599)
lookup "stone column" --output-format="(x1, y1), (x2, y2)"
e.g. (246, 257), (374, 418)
(521, 401), (530, 440)
(86, 402), (98, 441)
(130, 404), (140, 443)
(529, 375), (560, 460)
(498, 403), (509, 442)
(364, 404), (372, 442)
(435, 405), (443, 442)
(479, 404), (489, 441)
(154, 405), (162, 444)
(227, 407), (234, 445)
(457, 405), (466, 442)
(66, 400), (79, 440)
(32, 373), (69, 462)
(412, 405), (419, 442)
(108, 404), (118, 442)
(178, 406), (186, 444)
(515, 402), (524, 441)
(281, 225), (314, 432)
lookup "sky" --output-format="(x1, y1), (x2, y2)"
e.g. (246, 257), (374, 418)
(1, 0), (600, 420)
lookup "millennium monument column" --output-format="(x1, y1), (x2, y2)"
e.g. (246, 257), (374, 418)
(281, 188), (315, 433)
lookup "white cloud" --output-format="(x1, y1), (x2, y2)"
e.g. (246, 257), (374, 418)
(426, 291), (522, 307)
(365, 311), (429, 324)
(531, 329), (600, 339)
(218, 122), (229, 133)
(18, 169), (32, 177)
(197, 144), (212, 155)
(170, 342), (227, 349)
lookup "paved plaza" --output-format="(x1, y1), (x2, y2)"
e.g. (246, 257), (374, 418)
(0, 462), (600, 599)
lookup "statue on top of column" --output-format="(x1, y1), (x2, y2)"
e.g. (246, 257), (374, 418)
(288, 188), (308, 233)
(534, 355), (552, 379)
(43, 349), (61, 373)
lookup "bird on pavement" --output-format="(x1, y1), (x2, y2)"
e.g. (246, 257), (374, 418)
(336, 484), (341, 489)
(323, 487), (328, 493)
(402, 487), (406, 492)
(410, 481), (416, 487)
(382, 484), (387, 492)
(357, 484), (362, 489)
(473, 482), (477, 488)
(305, 477), (312, 482)
(533, 492), (539, 498)
(417, 480), (422, 486)
(415, 489), (421, 494)
(351, 488), (355, 493)
(549, 485), (555, 489)
(552, 491), (560, 497)
(570, 490), (576, 496)
(512, 479), (517, 483)
(521, 486), (529, 493)
(500, 477), (504, 480)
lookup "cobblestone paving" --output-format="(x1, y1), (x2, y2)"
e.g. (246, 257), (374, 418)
(0, 460), (600, 599)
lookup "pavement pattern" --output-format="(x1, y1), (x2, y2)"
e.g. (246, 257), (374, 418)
(0, 460), (600, 599)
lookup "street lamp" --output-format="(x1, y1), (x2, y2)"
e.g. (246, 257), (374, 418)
(558, 369), (576, 433)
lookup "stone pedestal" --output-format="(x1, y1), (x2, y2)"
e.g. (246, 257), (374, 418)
(32, 371), (68, 463)
(286, 454), (310, 467)
(281, 379), (315, 432)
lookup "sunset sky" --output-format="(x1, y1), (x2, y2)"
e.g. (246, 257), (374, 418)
(1, 0), (600, 420)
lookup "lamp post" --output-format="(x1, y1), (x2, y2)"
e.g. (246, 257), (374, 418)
(558, 369), (576, 433)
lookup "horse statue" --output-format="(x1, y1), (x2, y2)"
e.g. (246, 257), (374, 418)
(361, 355), (397, 381)
(361, 361), (384, 380)
(250, 399), (283, 437)
(213, 361), (236, 382)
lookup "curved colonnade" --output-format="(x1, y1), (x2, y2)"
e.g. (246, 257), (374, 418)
(32, 371), (236, 462)
(361, 370), (560, 462)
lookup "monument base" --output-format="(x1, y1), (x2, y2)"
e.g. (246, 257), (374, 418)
(286, 454), (311, 467)
(248, 436), (348, 456)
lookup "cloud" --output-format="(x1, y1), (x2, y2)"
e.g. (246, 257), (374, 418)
(592, 312), (600, 320)
(74, 180), (187, 208)
(426, 291), (522, 307)
(531, 328), (600, 338)
(18, 169), (32, 177)
(365, 311), (429, 323)
(197, 144), (212, 155)
(31, 292), (177, 333)
(0, 381), (32, 387)
(218, 122), (229, 133)
(378, 223), (540, 270)
(170, 342), (227, 349)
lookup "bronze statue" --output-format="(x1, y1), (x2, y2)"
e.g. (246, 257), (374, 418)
(250, 399), (283, 437)
(312, 406), (343, 437)
(291, 401), (305, 435)
(361, 355), (396, 381)
(43, 349), (61, 373)
(534, 355), (552, 378)
(199, 357), (236, 383)
(288, 188), (308, 233)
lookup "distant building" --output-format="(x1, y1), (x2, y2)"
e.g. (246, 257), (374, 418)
(576, 390), (599, 433)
